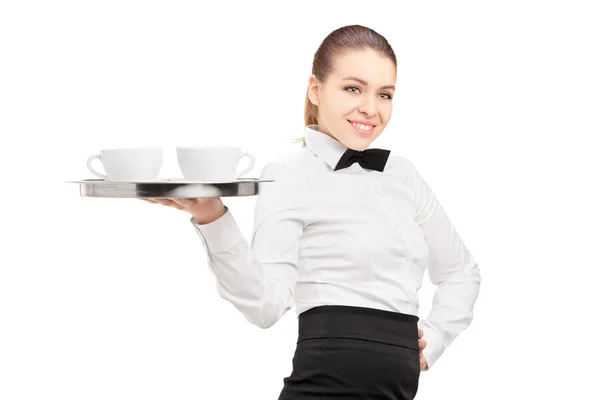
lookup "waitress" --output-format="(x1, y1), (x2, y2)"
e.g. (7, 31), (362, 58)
(144, 24), (481, 400)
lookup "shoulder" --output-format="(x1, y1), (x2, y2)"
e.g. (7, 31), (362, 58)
(255, 148), (312, 206)
(385, 153), (419, 180)
(260, 147), (315, 178)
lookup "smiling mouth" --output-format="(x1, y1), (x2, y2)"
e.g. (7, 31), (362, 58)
(348, 120), (376, 136)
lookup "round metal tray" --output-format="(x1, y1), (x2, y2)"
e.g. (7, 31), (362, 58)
(66, 178), (274, 198)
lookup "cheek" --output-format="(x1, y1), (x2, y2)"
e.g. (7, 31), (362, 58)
(329, 91), (360, 112)
(379, 102), (393, 121)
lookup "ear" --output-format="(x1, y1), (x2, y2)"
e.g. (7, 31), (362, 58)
(307, 74), (320, 106)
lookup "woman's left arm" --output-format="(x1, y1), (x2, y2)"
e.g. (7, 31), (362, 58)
(409, 161), (482, 371)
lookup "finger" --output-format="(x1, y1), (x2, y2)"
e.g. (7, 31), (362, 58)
(154, 198), (185, 210)
(170, 197), (196, 207)
(420, 356), (427, 371)
(145, 199), (161, 204)
(418, 328), (423, 339)
(153, 198), (171, 205)
(419, 339), (427, 350)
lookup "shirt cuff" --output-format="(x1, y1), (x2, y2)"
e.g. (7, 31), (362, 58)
(190, 206), (243, 254)
(418, 323), (443, 371)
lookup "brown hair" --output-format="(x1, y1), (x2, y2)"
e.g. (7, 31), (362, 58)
(292, 25), (397, 147)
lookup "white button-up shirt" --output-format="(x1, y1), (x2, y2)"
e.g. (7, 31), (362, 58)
(192, 124), (481, 370)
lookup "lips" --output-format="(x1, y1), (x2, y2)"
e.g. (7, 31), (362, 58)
(348, 120), (376, 136)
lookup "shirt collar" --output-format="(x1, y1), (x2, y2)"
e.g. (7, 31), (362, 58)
(304, 124), (352, 170)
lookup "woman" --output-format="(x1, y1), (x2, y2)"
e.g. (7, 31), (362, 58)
(144, 25), (481, 400)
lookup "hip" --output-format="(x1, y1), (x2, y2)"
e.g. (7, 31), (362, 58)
(279, 304), (421, 400)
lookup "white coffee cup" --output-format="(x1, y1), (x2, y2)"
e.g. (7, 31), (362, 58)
(176, 146), (256, 182)
(86, 147), (163, 181)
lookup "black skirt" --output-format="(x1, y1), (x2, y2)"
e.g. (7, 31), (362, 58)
(278, 305), (422, 400)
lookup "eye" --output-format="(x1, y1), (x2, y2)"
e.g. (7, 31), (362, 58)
(380, 92), (393, 100)
(344, 85), (360, 94)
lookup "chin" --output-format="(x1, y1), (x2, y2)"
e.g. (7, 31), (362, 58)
(341, 137), (372, 151)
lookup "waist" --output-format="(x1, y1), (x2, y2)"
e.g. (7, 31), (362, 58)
(294, 281), (420, 317)
(297, 304), (420, 351)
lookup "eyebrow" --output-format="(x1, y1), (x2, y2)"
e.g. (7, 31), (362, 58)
(342, 76), (395, 91)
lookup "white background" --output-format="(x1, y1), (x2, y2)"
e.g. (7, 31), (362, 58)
(1, 0), (598, 399)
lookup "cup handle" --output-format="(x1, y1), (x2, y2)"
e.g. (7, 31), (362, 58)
(235, 150), (256, 179)
(86, 153), (108, 180)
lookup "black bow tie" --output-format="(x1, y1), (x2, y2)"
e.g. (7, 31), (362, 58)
(334, 148), (391, 172)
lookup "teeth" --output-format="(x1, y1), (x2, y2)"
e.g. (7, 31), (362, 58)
(352, 122), (374, 131)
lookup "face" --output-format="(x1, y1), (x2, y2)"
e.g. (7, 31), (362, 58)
(307, 48), (396, 150)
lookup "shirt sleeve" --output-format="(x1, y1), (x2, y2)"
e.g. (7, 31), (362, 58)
(191, 161), (308, 329)
(409, 161), (482, 371)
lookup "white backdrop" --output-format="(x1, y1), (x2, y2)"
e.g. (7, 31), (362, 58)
(1, 0), (598, 399)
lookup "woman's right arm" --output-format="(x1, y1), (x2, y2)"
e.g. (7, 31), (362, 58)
(190, 161), (308, 329)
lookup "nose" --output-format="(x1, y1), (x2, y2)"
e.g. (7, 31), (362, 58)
(358, 95), (377, 117)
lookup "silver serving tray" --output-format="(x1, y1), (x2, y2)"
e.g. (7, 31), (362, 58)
(66, 178), (274, 198)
